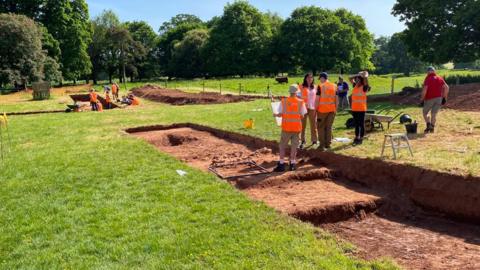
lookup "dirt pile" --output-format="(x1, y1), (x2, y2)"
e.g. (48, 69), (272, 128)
(131, 84), (265, 105)
(370, 83), (480, 112)
(127, 123), (480, 269)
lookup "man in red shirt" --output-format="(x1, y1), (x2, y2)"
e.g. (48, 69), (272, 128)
(421, 67), (449, 133)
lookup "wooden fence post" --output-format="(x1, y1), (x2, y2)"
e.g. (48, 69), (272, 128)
(391, 76), (396, 94)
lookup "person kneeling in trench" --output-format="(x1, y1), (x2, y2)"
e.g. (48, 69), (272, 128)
(273, 84), (307, 172)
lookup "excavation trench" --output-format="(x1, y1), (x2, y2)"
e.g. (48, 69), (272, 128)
(131, 84), (267, 105)
(126, 123), (480, 270)
(70, 94), (119, 109)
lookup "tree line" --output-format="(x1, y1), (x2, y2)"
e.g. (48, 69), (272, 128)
(1, 0), (477, 88)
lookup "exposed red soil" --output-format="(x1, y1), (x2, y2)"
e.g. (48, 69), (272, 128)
(127, 123), (480, 270)
(131, 84), (265, 105)
(369, 83), (480, 112)
(132, 127), (279, 172)
(324, 215), (480, 270)
(246, 177), (382, 224)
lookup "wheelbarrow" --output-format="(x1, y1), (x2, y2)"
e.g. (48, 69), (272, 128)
(345, 107), (403, 132)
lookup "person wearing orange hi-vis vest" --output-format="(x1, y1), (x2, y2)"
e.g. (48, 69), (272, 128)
(89, 89), (98, 111)
(298, 73), (318, 149)
(273, 84), (307, 172)
(349, 71), (371, 145)
(315, 72), (338, 151)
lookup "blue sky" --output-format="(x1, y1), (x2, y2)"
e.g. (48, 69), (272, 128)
(87, 0), (405, 37)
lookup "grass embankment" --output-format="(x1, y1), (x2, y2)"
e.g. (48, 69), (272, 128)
(0, 100), (402, 269)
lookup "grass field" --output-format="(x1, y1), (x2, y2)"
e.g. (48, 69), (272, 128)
(90, 69), (480, 97)
(1, 76), (480, 268)
(0, 98), (405, 269)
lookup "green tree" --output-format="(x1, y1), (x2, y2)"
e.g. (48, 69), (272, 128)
(0, 0), (44, 19)
(0, 0), (92, 82)
(393, 0), (480, 63)
(262, 12), (287, 75)
(0, 13), (45, 87)
(39, 25), (61, 61)
(43, 55), (63, 83)
(89, 10), (120, 84)
(454, 60), (480, 69)
(280, 6), (357, 75)
(159, 14), (204, 34)
(41, 0), (92, 82)
(204, 1), (272, 76)
(169, 29), (209, 78)
(334, 8), (375, 72)
(125, 21), (159, 79)
(156, 14), (205, 78)
(372, 33), (425, 76)
(106, 26), (146, 83)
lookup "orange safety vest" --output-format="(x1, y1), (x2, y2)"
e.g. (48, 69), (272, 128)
(317, 81), (336, 113)
(298, 85), (313, 104)
(89, 92), (98, 103)
(105, 94), (111, 103)
(131, 97), (140, 106)
(281, 97), (304, 133)
(351, 85), (367, 112)
(111, 84), (118, 94)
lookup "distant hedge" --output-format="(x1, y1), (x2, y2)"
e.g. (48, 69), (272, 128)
(444, 74), (480, 85)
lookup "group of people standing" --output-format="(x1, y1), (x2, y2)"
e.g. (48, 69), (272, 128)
(89, 82), (119, 111)
(273, 71), (370, 172)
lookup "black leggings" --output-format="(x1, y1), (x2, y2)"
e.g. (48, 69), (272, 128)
(352, 111), (366, 138)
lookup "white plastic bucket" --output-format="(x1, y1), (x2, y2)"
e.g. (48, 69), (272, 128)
(271, 102), (282, 126)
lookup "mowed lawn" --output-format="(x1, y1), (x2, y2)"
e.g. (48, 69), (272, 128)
(1, 88), (479, 269)
(0, 100), (401, 269)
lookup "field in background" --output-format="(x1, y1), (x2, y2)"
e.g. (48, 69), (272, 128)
(92, 69), (480, 97)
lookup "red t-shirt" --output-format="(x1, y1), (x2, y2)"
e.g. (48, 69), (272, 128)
(424, 73), (445, 100)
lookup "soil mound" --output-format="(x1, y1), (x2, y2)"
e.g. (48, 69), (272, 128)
(131, 84), (264, 105)
(370, 83), (480, 112)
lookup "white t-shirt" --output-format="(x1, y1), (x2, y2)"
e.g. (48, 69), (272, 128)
(307, 88), (317, 109)
(277, 99), (308, 116)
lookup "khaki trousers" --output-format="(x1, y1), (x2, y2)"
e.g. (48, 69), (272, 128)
(279, 131), (300, 163)
(301, 109), (318, 143)
(317, 112), (336, 148)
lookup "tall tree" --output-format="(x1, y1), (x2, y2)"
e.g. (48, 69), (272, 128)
(0, 0), (92, 82)
(159, 14), (204, 34)
(0, 0), (44, 19)
(106, 26), (146, 83)
(334, 8), (375, 72)
(169, 29), (209, 78)
(372, 33), (425, 76)
(41, 0), (92, 82)
(263, 12), (287, 75)
(280, 6), (357, 74)
(89, 10), (120, 84)
(393, 0), (480, 63)
(0, 13), (45, 87)
(155, 14), (205, 78)
(204, 1), (272, 76)
(125, 21), (159, 79)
